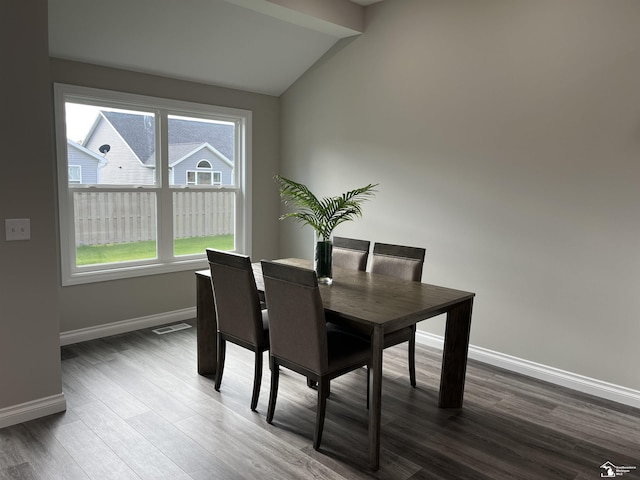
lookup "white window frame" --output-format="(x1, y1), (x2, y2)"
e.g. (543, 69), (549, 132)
(68, 165), (82, 184)
(186, 166), (222, 186)
(54, 83), (252, 286)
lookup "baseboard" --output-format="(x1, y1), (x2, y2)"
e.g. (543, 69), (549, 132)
(60, 307), (196, 346)
(416, 331), (640, 410)
(0, 394), (67, 429)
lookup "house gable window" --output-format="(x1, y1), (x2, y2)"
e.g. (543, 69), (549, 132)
(186, 160), (222, 185)
(54, 83), (252, 286)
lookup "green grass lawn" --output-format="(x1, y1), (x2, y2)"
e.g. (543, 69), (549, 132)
(76, 235), (234, 266)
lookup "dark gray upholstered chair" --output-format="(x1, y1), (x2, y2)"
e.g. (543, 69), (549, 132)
(261, 260), (370, 451)
(207, 249), (269, 411)
(332, 236), (371, 272)
(311, 236), (369, 392)
(370, 242), (425, 387)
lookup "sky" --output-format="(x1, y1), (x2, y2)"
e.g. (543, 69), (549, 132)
(65, 103), (100, 143)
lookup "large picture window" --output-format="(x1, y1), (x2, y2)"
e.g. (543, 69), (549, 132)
(54, 84), (252, 285)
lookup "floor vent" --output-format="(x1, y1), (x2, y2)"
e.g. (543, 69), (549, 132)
(152, 323), (192, 335)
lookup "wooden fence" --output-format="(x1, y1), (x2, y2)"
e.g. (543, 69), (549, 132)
(73, 191), (234, 246)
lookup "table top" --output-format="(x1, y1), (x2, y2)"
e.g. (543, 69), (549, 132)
(198, 258), (474, 333)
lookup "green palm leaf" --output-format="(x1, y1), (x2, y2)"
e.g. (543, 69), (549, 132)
(275, 175), (377, 239)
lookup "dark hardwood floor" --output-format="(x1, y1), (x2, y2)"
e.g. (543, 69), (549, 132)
(1, 320), (639, 479)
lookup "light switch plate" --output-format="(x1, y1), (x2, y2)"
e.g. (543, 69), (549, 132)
(5, 218), (31, 241)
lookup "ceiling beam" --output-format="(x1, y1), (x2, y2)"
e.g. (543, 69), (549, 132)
(224, 0), (364, 38)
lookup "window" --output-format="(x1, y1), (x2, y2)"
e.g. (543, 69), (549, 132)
(68, 165), (81, 184)
(186, 161), (222, 185)
(54, 84), (252, 285)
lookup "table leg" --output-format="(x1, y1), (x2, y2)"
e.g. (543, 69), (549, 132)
(368, 325), (383, 470)
(438, 298), (474, 408)
(196, 273), (217, 376)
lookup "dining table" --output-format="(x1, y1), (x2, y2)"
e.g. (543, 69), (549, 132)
(195, 258), (475, 470)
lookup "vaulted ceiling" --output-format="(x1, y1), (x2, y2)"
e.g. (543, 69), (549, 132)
(48, 0), (383, 96)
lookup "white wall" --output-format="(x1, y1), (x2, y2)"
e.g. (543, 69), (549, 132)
(280, 0), (640, 391)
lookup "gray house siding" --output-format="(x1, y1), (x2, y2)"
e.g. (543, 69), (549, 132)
(67, 141), (100, 184)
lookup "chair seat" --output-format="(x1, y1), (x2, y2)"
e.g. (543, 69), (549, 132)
(326, 330), (371, 375)
(326, 320), (415, 386)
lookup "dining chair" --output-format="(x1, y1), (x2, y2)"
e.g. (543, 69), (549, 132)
(261, 260), (370, 451)
(370, 242), (425, 387)
(312, 235), (369, 393)
(206, 249), (269, 411)
(332, 236), (371, 271)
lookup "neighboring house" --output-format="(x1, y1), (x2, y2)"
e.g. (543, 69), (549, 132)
(66, 139), (106, 184)
(169, 142), (234, 185)
(83, 111), (155, 185)
(81, 111), (234, 185)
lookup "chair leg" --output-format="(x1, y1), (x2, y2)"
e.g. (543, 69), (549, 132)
(214, 337), (226, 392)
(307, 379), (330, 398)
(307, 378), (330, 398)
(409, 326), (416, 387)
(266, 357), (279, 424)
(251, 350), (263, 411)
(313, 378), (328, 451)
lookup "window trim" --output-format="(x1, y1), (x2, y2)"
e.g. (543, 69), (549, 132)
(68, 165), (82, 184)
(186, 169), (222, 185)
(54, 83), (252, 286)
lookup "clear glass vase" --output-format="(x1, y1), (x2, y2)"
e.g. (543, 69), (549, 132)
(314, 233), (333, 284)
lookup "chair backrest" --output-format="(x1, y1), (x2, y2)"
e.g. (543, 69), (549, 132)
(332, 236), (370, 272)
(261, 261), (328, 374)
(206, 249), (264, 346)
(370, 242), (426, 282)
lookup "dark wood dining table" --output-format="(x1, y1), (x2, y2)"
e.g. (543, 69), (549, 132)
(195, 258), (475, 470)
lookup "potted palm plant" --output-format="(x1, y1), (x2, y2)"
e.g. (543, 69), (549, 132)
(275, 174), (377, 284)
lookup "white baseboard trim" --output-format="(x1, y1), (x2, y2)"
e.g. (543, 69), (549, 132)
(60, 307), (196, 346)
(0, 393), (67, 429)
(416, 331), (640, 410)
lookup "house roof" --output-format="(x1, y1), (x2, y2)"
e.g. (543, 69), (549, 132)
(100, 111), (234, 165)
(168, 118), (234, 161)
(169, 143), (234, 168)
(67, 139), (108, 163)
(101, 111), (156, 165)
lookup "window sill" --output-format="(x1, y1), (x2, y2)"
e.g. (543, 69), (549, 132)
(62, 257), (209, 286)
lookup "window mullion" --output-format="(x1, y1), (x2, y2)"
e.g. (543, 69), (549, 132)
(157, 110), (173, 262)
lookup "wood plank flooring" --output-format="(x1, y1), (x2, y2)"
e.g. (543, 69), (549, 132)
(1, 319), (639, 479)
